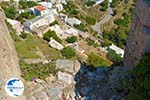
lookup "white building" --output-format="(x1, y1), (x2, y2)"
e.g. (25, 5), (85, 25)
(50, 25), (79, 39)
(108, 44), (125, 58)
(55, 3), (63, 12)
(23, 13), (55, 37)
(64, 27), (79, 36)
(48, 38), (64, 50)
(51, 0), (67, 4)
(38, 2), (52, 9)
(49, 25), (65, 39)
(65, 18), (81, 26)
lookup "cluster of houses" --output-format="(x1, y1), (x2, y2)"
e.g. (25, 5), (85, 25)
(5, 0), (124, 58)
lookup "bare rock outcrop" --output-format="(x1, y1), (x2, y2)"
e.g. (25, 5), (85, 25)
(123, 0), (150, 69)
(0, 10), (25, 100)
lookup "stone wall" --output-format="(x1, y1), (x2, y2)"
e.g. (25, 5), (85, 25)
(123, 0), (150, 69)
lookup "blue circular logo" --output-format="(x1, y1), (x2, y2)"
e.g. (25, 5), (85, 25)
(5, 78), (24, 97)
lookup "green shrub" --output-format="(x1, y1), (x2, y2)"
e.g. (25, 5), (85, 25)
(43, 30), (61, 43)
(111, 0), (120, 8)
(85, 16), (96, 25)
(100, 0), (108, 11)
(3, 6), (17, 19)
(101, 39), (112, 47)
(20, 61), (57, 81)
(49, 21), (58, 26)
(61, 46), (76, 58)
(20, 31), (27, 39)
(66, 36), (77, 43)
(85, 0), (96, 6)
(87, 53), (111, 67)
(74, 23), (87, 32)
(86, 38), (99, 47)
(106, 49), (122, 65)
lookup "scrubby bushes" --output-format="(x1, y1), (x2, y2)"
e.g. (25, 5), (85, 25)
(85, 16), (96, 25)
(61, 46), (76, 58)
(66, 36), (77, 43)
(43, 30), (61, 43)
(20, 61), (57, 81)
(86, 53), (111, 67)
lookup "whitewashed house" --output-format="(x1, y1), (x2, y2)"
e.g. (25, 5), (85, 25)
(55, 4), (63, 12)
(108, 44), (125, 58)
(64, 27), (79, 36)
(65, 18), (81, 26)
(38, 2), (52, 9)
(23, 13), (55, 37)
(48, 38), (64, 50)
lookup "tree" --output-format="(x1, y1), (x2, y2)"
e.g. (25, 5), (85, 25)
(66, 36), (77, 43)
(110, 0), (120, 8)
(3, 7), (17, 19)
(101, 39), (112, 47)
(27, 1), (37, 8)
(19, 0), (27, 9)
(85, 16), (96, 25)
(100, 0), (108, 11)
(85, 0), (96, 6)
(61, 46), (76, 58)
(74, 23), (87, 32)
(43, 30), (61, 43)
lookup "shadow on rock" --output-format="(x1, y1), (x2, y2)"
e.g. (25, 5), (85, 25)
(74, 63), (122, 100)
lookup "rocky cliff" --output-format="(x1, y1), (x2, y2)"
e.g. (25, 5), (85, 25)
(0, 10), (25, 100)
(123, 0), (150, 69)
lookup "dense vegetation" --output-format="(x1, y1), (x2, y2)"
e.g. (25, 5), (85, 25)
(43, 30), (61, 43)
(115, 54), (150, 100)
(20, 61), (57, 81)
(19, 0), (37, 9)
(3, 4), (35, 23)
(16, 12), (35, 23)
(100, 0), (109, 11)
(106, 49), (122, 65)
(66, 36), (77, 43)
(61, 46), (76, 59)
(63, 1), (79, 17)
(102, 0), (136, 49)
(86, 38), (99, 47)
(74, 23), (87, 32)
(86, 53), (111, 67)
(3, 6), (17, 19)
(85, 16), (96, 25)
(84, 0), (96, 6)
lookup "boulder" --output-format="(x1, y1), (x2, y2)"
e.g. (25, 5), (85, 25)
(34, 91), (49, 100)
(47, 87), (63, 100)
(56, 59), (80, 73)
(57, 71), (73, 85)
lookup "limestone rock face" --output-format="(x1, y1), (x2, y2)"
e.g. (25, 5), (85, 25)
(123, 0), (150, 69)
(0, 10), (25, 100)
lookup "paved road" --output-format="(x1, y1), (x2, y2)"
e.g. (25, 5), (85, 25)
(92, 2), (113, 34)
